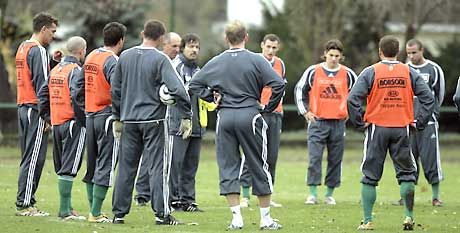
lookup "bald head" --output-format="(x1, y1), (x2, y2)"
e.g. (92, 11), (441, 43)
(66, 36), (87, 62)
(163, 32), (181, 59)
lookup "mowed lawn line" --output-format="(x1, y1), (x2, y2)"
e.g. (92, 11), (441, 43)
(0, 145), (459, 232)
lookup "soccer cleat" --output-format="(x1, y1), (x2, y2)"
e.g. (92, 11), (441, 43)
(260, 220), (283, 230)
(402, 216), (415, 231)
(324, 196), (336, 205)
(357, 221), (374, 230)
(392, 198), (404, 206)
(182, 202), (204, 212)
(59, 210), (86, 221)
(88, 213), (112, 223)
(171, 201), (183, 211)
(155, 215), (183, 225)
(226, 222), (243, 231)
(270, 200), (282, 208)
(112, 216), (125, 224)
(432, 198), (443, 207)
(304, 196), (318, 205)
(240, 198), (250, 208)
(16, 206), (50, 217)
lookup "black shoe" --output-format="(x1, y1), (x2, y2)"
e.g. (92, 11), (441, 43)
(155, 215), (183, 225)
(171, 201), (183, 211)
(182, 203), (204, 212)
(113, 216), (125, 224)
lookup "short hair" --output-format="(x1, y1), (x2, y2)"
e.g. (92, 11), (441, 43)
(262, 34), (280, 44)
(379, 35), (400, 57)
(324, 39), (343, 52)
(164, 32), (181, 44)
(180, 33), (200, 52)
(66, 36), (86, 54)
(143, 20), (166, 41)
(406, 38), (423, 50)
(32, 12), (58, 33)
(103, 22), (126, 47)
(225, 20), (247, 45)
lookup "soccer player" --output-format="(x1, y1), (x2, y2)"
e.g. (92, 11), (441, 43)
(78, 22), (126, 223)
(134, 32), (182, 206)
(393, 39), (445, 206)
(347, 35), (434, 231)
(189, 20), (285, 230)
(37, 36), (87, 220)
(15, 12), (58, 216)
(111, 19), (192, 225)
(168, 33), (216, 212)
(239, 34), (286, 208)
(294, 39), (357, 205)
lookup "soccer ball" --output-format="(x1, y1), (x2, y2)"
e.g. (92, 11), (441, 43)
(159, 84), (176, 105)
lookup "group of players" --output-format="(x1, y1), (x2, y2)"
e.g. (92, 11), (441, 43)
(13, 11), (454, 231)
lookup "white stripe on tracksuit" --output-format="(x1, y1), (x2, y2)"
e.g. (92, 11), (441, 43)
(71, 127), (86, 175)
(162, 108), (172, 215)
(252, 114), (273, 193)
(109, 138), (119, 187)
(24, 117), (45, 206)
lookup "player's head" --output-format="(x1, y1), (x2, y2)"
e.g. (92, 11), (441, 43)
(66, 36), (87, 62)
(142, 20), (166, 43)
(322, 39), (343, 68)
(260, 34), (280, 60)
(406, 39), (424, 65)
(33, 12), (58, 46)
(180, 33), (200, 61)
(163, 32), (181, 59)
(224, 20), (248, 46)
(103, 22), (126, 54)
(378, 35), (399, 58)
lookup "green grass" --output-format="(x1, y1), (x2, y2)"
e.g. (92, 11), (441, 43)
(1, 141), (460, 232)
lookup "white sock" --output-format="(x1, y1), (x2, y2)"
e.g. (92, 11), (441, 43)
(260, 207), (272, 225)
(230, 205), (243, 226)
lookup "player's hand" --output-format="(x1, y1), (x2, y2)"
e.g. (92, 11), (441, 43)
(213, 91), (222, 106)
(112, 120), (123, 140)
(44, 122), (52, 133)
(52, 50), (63, 62)
(303, 111), (317, 123)
(179, 118), (192, 139)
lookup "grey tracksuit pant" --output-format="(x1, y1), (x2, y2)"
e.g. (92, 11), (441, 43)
(169, 135), (202, 204)
(53, 120), (85, 177)
(216, 107), (273, 196)
(306, 119), (345, 188)
(83, 115), (118, 187)
(16, 106), (49, 208)
(361, 124), (417, 186)
(135, 154), (151, 202)
(411, 122), (443, 184)
(112, 121), (171, 217)
(240, 113), (282, 188)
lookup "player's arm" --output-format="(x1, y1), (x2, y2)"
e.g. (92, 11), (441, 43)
(28, 46), (49, 97)
(111, 56), (123, 121)
(410, 68), (435, 130)
(103, 56), (118, 84)
(37, 78), (51, 124)
(432, 64), (445, 107)
(189, 60), (216, 103)
(259, 57), (285, 113)
(294, 66), (314, 117)
(347, 66), (374, 130)
(69, 67), (86, 126)
(160, 56), (192, 119)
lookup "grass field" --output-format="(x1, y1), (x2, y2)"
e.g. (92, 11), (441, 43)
(1, 136), (460, 232)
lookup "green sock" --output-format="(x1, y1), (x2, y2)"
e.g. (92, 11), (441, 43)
(432, 183), (440, 200)
(361, 184), (376, 223)
(325, 186), (334, 197)
(86, 182), (94, 208)
(309, 185), (318, 198)
(58, 176), (73, 217)
(91, 184), (108, 217)
(242, 186), (250, 199)
(400, 182), (415, 218)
